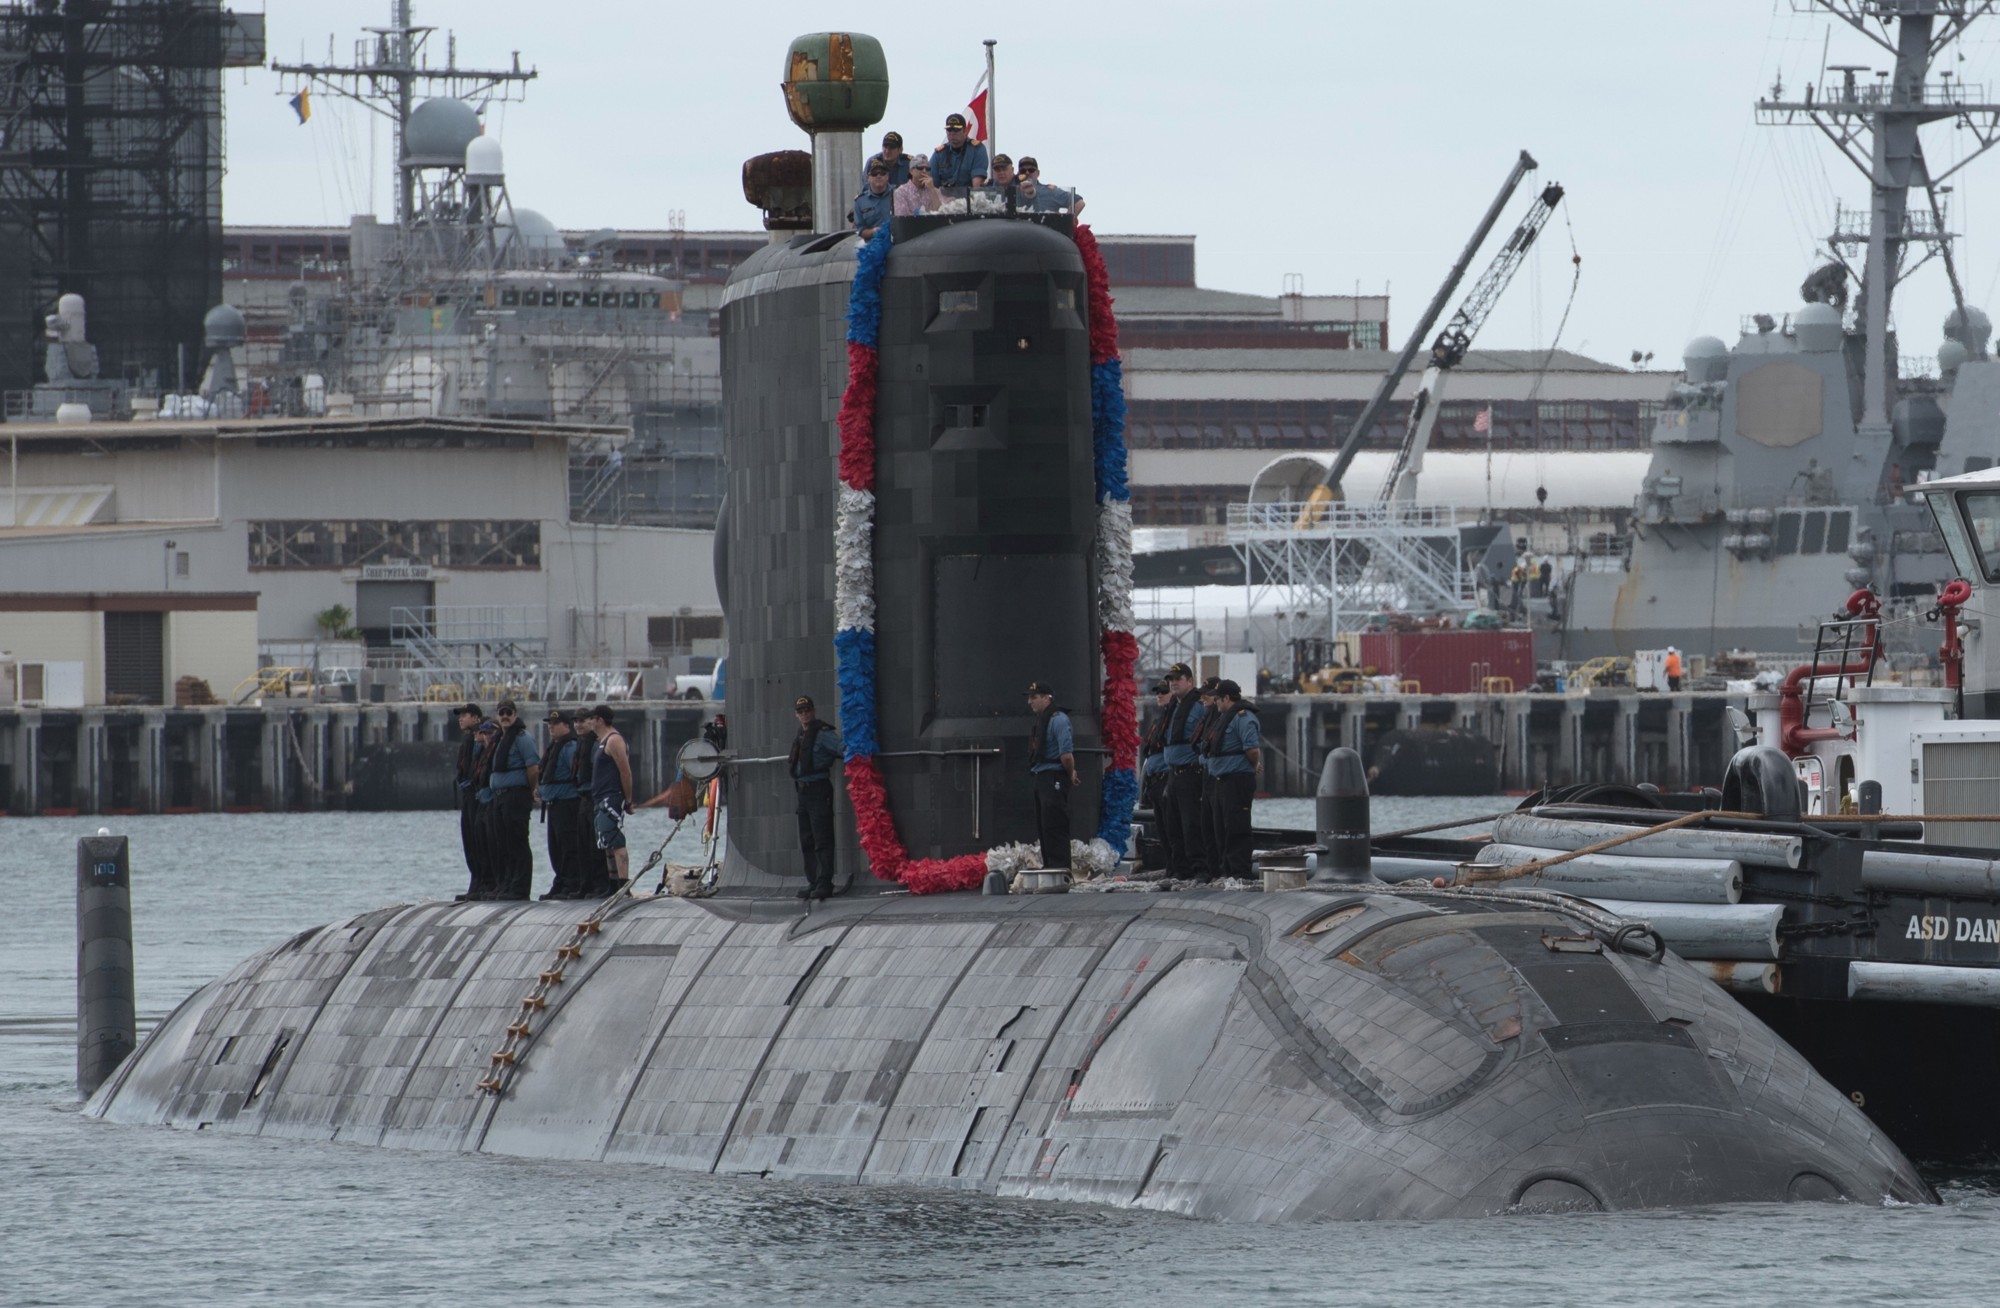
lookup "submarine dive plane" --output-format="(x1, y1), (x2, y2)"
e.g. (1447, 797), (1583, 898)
(86, 33), (1933, 1220)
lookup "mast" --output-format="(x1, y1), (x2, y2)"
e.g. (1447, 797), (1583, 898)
(271, 0), (538, 225)
(1758, 1), (2000, 433)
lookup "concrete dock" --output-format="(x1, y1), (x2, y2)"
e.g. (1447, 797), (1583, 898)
(1, 701), (713, 815)
(0, 690), (1738, 815)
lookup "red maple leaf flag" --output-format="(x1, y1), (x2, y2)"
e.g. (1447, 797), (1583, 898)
(966, 70), (990, 143)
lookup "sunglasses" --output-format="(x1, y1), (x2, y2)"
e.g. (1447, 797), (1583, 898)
(1019, 166), (1039, 174)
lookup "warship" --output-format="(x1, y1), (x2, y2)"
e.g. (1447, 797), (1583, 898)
(1560, 0), (2000, 664)
(83, 33), (1937, 1221)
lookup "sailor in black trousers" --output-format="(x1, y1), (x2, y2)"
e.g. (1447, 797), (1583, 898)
(1156, 662), (1209, 879)
(452, 703), (488, 900)
(1025, 680), (1078, 871)
(1202, 680), (1263, 881)
(790, 695), (843, 900)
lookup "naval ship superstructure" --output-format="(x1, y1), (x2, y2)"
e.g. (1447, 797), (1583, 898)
(254, 3), (722, 527)
(1564, 0), (2000, 664)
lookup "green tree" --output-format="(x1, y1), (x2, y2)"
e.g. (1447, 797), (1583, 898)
(313, 604), (361, 640)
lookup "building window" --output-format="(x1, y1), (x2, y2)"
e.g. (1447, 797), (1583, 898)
(248, 520), (541, 570)
(174, 551), (190, 578)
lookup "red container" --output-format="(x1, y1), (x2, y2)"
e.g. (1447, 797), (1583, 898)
(1357, 629), (1535, 695)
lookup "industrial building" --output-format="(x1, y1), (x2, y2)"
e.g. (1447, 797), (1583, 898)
(0, 413), (718, 706)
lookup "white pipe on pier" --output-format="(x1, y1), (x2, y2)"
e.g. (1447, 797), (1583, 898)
(1473, 843), (1742, 903)
(1583, 899), (1783, 960)
(1497, 813), (1804, 869)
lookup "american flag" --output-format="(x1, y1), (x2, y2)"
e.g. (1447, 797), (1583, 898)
(1473, 405), (1492, 434)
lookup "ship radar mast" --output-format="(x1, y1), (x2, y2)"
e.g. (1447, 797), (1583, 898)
(1757, 0), (2000, 435)
(271, 0), (538, 226)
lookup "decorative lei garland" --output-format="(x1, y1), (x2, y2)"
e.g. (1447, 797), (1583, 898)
(833, 220), (1137, 895)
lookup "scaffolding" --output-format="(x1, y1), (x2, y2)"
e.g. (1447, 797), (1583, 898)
(0, 1), (263, 396)
(1227, 499), (1473, 646)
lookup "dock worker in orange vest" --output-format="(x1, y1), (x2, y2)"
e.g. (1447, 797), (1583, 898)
(1665, 647), (1683, 692)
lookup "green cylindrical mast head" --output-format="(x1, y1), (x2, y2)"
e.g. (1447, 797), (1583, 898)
(781, 33), (889, 133)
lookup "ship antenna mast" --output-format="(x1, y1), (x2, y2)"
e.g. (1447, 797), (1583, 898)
(1758, 1), (2000, 433)
(271, 0), (538, 226)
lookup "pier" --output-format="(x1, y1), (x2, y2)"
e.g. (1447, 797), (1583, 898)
(0, 701), (712, 816)
(0, 691), (1739, 815)
(1250, 689), (1741, 797)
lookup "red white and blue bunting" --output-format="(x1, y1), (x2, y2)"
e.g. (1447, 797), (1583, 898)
(834, 221), (1138, 895)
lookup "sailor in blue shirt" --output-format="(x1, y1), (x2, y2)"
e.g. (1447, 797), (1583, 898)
(483, 700), (542, 900)
(1026, 680), (1076, 871)
(861, 129), (912, 189)
(1157, 662), (1209, 880)
(930, 112), (989, 190)
(1201, 680), (1262, 880)
(851, 160), (895, 241)
(536, 709), (585, 900)
(790, 694), (844, 901)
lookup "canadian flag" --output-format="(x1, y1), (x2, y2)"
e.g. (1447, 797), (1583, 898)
(966, 70), (990, 143)
(1473, 405), (1493, 434)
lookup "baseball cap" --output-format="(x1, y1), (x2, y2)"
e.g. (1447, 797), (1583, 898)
(544, 709), (570, 725)
(882, 130), (903, 147)
(1017, 156), (1039, 171)
(1166, 662), (1194, 681)
(1024, 680), (1055, 697)
(1151, 681), (1171, 695)
(909, 155), (930, 170)
(944, 112), (967, 129)
(794, 695), (815, 712)
(867, 160), (888, 176)
(992, 153), (1013, 169)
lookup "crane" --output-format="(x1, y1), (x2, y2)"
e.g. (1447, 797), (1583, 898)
(1294, 150), (1541, 522)
(1378, 178), (1566, 502)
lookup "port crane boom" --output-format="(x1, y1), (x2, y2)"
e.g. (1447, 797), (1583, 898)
(1302, 150), (1537, 516)
(1380, 179), (1566, 502)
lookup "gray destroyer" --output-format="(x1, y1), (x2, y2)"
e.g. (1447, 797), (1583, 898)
(1564, 0), (2000, 662)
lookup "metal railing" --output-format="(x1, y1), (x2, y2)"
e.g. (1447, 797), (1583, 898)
(396, 666), (643, 705)
(1226, 499), (1463, 536)
(389, 605), (548, 644)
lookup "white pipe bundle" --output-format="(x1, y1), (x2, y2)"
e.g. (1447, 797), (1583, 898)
(1583, 899), (1783, 960)
(1861, 849), (2000, 898)
(1499, 813), (1804, 870)
(1848, 961), (2000, 1008)
(1690, 961), (1781, 996)
(1471, 843), (1742, 904)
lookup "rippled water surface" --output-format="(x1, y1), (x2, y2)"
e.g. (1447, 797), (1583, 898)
(5, 805), (1999, 1307)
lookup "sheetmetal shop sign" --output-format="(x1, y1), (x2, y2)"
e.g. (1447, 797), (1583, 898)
(360, 562), (433, 581)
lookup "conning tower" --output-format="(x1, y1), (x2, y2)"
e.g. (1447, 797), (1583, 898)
(719, 36), (1101, 892)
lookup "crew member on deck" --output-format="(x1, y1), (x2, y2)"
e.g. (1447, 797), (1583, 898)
(863, 129), (911, 188)
(1202, 681), (1262, 881)
(1665, 646), (1684, 692)
(1191, 676), (1227, 876)
(452, 703), (488, 900)
(537, 710), (585, 900)
(1141, 679), (1173, 814)
(790, 695), (843, 901)
(852, 160), (894, 241)
(585, 704), (635, 894)
(1025, 680), (1077, 871)
(463, 719), (503, 900)
(930, 112), (989, 189)
(484, 700), (541, 901)
(1158, 663), (1209, 880)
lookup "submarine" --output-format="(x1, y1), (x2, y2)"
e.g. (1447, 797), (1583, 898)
(86, 33), (1934, 1219)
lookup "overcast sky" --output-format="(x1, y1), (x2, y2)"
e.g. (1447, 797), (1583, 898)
(223, 1), (2000, 369)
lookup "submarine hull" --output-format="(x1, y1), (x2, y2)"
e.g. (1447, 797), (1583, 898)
(87, 889), (1929, 1220)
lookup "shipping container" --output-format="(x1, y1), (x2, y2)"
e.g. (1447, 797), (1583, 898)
(1357, 629), (1535, 695)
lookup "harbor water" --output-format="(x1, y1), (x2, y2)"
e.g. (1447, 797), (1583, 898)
(5, 801), (2000, 1307)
